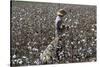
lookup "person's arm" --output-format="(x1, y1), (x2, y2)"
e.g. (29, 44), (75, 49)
(57, 20), (62, 30)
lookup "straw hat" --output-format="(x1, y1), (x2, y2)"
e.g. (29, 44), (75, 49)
(57, 9), (66, 16)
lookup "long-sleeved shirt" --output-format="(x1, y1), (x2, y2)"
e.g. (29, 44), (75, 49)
(55, 16), (63, 36)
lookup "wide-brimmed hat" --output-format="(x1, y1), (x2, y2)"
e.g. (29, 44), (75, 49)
(57, 9), (66, 16)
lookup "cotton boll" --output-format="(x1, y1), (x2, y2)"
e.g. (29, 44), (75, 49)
(12, 54), (16, 58)
(32, 48), (38, 52)
(91, 28), (95, 31)
(22, 56), (27, 59)
(68, 19), (72, 22)
(19, 60), (23, 64)
(28, 46), (32, 50)
(19, 18), (23, 21)
(64, 18), (68, 21)
(16, 42), (20, 45)
(74, 21), (79, 25)
(81, 39), (86, 43)
(62, 33), (66, 37)
(17, 59), (23, 64)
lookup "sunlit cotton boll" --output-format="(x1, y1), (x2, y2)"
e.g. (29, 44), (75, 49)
(12, 54), (16, 58)
(22, 56), (27, 59)
(71, 25), (74, 28)
(32, 48), (38, 52)
(16, 42), (20, 46)
(78, 41), (81, 44)
(80, 30), (83, 33)
(17, 59), (23, 64)
(74, 21), (79, 25)
(81, 39), (86, 43)
(19, 60), (23, 64)
(62, 33), (66, 37)
(19, 18), (23, 21)
(71, 42), (74, 45)
(14, 59), (17, 63)
(28, 46), (32, 50)
(64, 18), (68, 21)
(91, 28), (95, 31)
(68, 19), (72, 22)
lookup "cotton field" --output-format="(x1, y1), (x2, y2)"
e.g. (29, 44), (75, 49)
(11, 1), (96, 66)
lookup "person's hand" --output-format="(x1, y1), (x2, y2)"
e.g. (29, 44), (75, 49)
(66, 25), (69, 30)
(61, 24), (65, 29)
